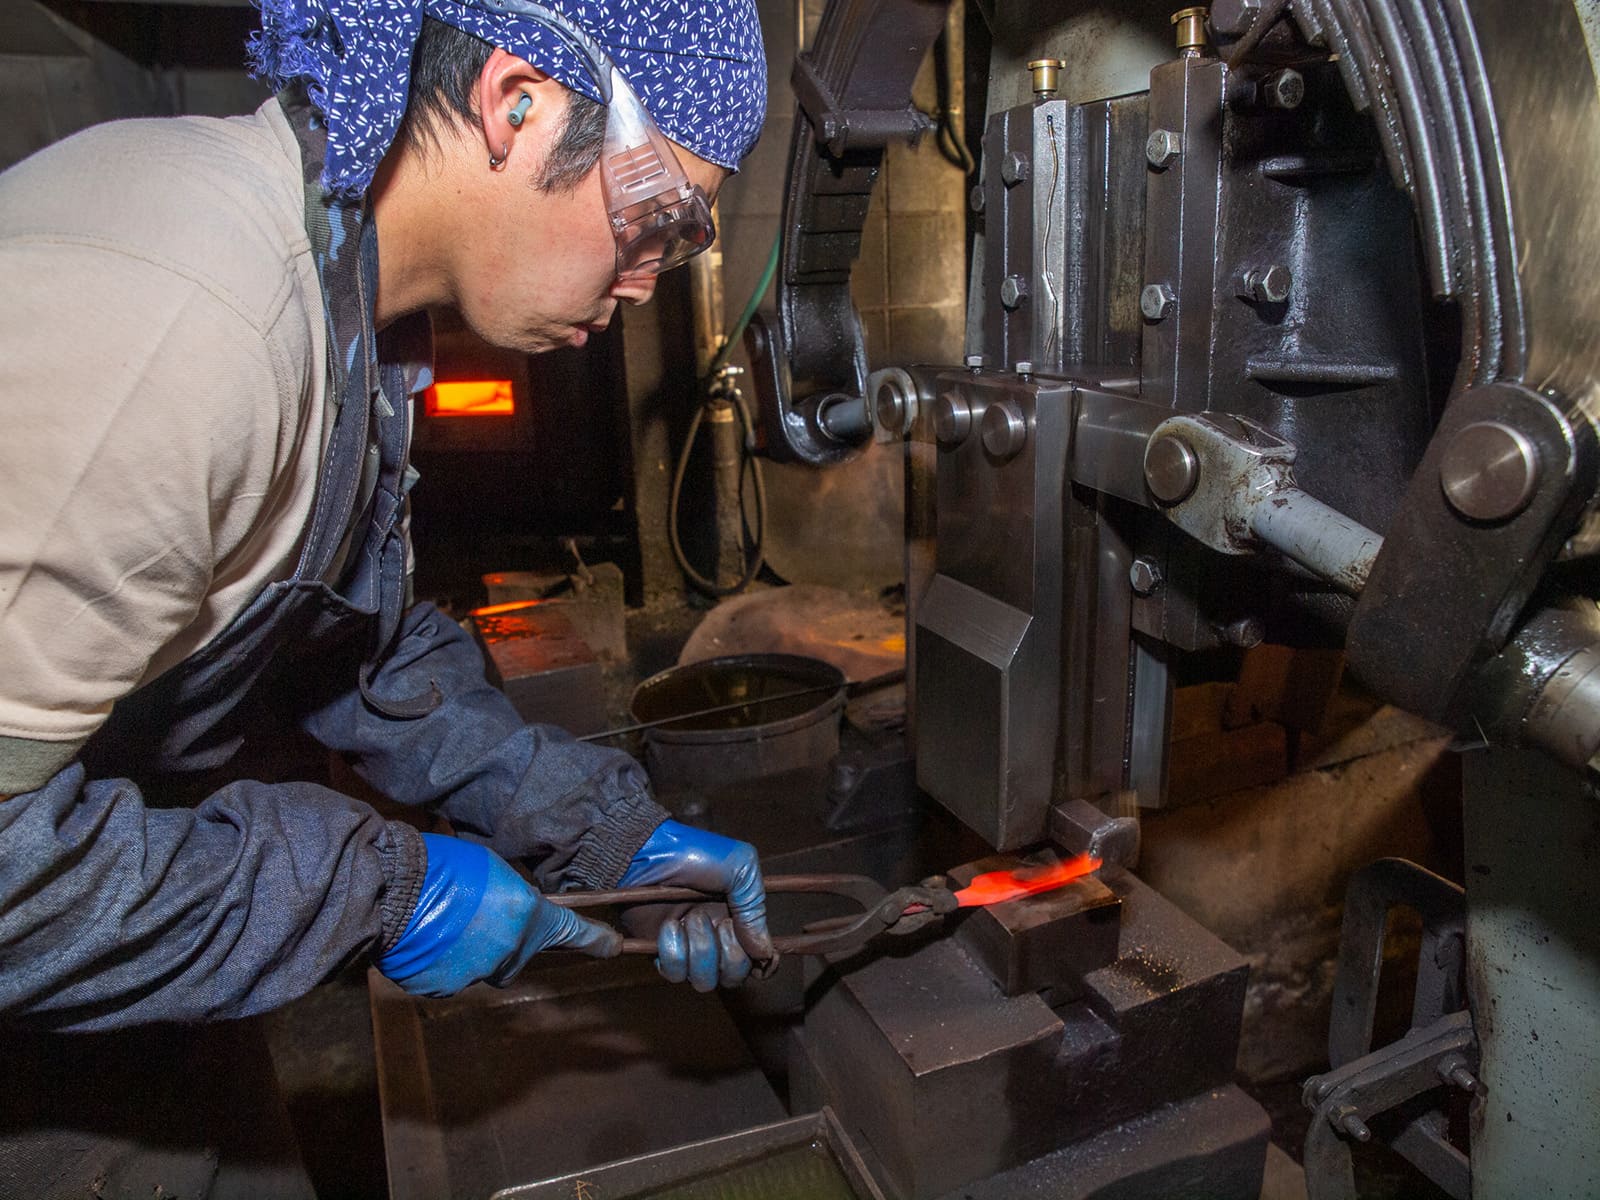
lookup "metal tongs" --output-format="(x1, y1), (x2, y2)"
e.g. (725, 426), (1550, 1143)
(548, 873), (962, 965)
(549, 852), (1105, 970)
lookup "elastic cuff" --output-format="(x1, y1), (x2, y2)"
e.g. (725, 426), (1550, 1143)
(0, 735), (85, 795)
(376, 820), (427, 952)
(568, 792), (669, 889)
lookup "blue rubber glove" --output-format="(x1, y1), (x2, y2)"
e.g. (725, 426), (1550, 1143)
(377, 833), (620, 997)
(618, 820), (773, 992)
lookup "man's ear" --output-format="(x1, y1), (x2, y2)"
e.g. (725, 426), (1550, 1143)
(475, 48), (559, 167)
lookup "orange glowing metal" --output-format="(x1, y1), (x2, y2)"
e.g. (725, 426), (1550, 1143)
(425, 379), (515, 417)
(953, 853), (1103, 908)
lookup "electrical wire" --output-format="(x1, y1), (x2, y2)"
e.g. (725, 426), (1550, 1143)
(1041, 110), (1063, 363)
(667, 386), (768, 595)
(932, 10), (977, 175)
(668, 231), (782, 596)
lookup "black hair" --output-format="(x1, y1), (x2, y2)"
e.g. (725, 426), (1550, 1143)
(398, 16), (608, 191)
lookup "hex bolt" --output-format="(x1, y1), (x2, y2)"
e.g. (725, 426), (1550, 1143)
(1001, 151), (1030, 186)
(1239, 264), (1292, 304)
(819, 115), (841, 145)
(1000, 274), (1029, 309)
(1129, 558), (1164, 596)
(1221, 616), (1266, 648)
(1334, 1108), (1373, 1143)
(1447, 1065), (1480, 1093)
(1210, 0), (1263, 37)
(1145, 128), (1181, 169)
(1143, 434), (1198, 504)
(1262, 68), (1305, 109)
(1439, 421), (1541, 522)
(1014, 360), (1034, 376)
(969, 184), (986, 213)
(1436, 1055), (1480, 1094)
(1141, 282), (1177, 321)
(964, 354), (986, 370)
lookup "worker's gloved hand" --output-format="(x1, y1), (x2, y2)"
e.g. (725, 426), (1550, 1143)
(618, 819), (772, 992)
(377, 833), (620, 998)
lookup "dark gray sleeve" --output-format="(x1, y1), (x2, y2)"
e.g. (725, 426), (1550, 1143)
(0, 763), (424, 1031)
(299, 602), (667, 892)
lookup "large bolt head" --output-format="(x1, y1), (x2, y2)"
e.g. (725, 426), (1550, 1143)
(1144, 434), (1198, 504)
(981, 400), (1029, 460)
(1001, 151), (1030, 186)
(1141, 282), (1177, 321)
(1210, 0), (1263, 37)
(1145, 128), (1181, 169)
(1000, 274), (1029, 309)
(934, 392), (973, 445)
(1221, 616), (1266, 649)
(1129, 558), (1164, 596)
(874, 379), (907, 433)
(1240, 264), (1292, 304)
(1440, 420), (1541, 522)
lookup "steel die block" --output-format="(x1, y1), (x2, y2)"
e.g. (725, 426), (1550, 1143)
(796, 869), (1251, 1200)
(947, 855), (1122, 999)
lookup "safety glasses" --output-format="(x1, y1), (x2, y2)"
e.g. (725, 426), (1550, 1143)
(475, 0), (717, 280)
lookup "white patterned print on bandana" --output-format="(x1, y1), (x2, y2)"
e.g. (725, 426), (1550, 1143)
(249, 0), (765, 197)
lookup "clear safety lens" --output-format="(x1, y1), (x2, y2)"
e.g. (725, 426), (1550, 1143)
(612, 189), (716, 278)
(599, 67), (716, 278)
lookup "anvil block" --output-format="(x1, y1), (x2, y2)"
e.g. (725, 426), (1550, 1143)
(794, 869), (1253, 1200)
(797, 935), (1068, 1200)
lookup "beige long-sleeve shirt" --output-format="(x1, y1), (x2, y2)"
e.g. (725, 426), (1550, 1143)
(0, 99), (330, 793)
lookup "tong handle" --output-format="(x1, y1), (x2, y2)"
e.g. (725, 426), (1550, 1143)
(547, 873), (951, 959)
(547, 872), (886, 911)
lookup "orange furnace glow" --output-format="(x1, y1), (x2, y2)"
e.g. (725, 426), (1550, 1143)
(425, 379), (515, 417)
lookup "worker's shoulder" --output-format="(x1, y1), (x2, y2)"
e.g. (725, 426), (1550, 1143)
(0, 100), (314, 339)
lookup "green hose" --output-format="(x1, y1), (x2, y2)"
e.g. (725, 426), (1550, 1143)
(706, 231), (782, 381)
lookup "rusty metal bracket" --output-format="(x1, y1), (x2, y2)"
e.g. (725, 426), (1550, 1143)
(1347, 382), (1600, 726)
(1303, 1010), (1475, 1200)
(791, 52), (933, 157)
(1301, 859), (1474, 1200)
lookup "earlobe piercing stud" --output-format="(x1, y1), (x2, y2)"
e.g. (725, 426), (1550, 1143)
(507, 93), (533, 127)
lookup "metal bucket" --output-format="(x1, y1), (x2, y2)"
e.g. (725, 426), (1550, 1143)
(630, 654), (846, 796)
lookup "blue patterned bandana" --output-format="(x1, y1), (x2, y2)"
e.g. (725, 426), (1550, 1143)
(249, 0), (766, 197)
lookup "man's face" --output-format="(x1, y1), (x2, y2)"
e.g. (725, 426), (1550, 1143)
(451, 116), (727, 356)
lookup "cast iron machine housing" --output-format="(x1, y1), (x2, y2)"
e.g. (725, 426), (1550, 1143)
(751, 0), (1600, 1197)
